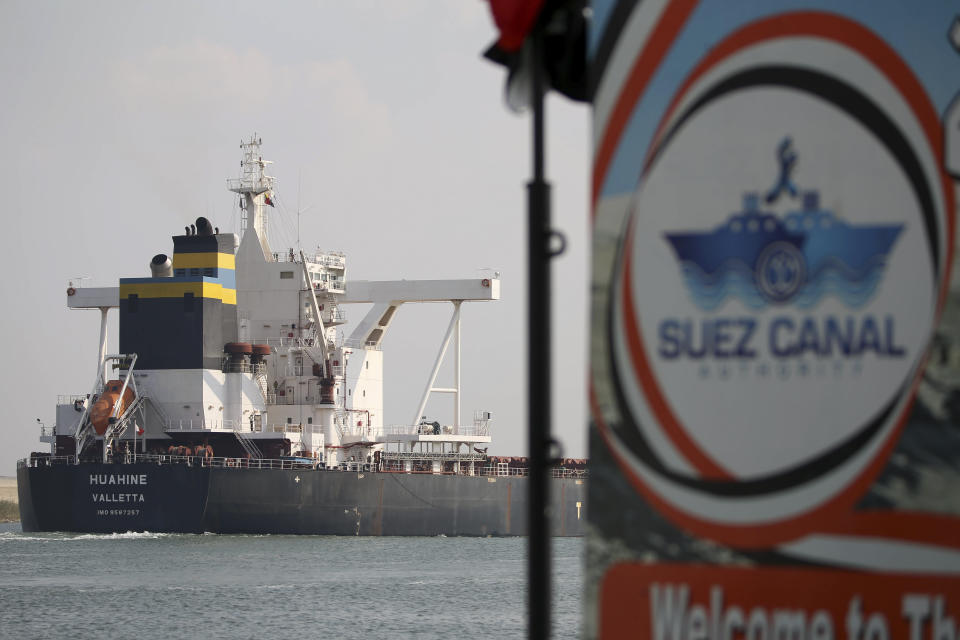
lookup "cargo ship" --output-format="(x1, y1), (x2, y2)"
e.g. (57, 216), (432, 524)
(17, 137), (587, 535)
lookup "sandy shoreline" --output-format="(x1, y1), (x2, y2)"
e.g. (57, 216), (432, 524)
(0, 476), (17, 504)
(0, 476), (18, 522)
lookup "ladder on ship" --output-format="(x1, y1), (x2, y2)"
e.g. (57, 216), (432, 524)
(235, 432), (262, 459)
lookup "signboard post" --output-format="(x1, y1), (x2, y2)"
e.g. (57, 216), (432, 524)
(587, 3), (960, 638)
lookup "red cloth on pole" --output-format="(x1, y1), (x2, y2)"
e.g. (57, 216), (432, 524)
(487, 0), (546, 51)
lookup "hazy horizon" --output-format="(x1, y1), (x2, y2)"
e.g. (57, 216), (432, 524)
(0, 2), (590, 474)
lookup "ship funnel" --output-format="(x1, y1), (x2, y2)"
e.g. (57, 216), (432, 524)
(150, 254), (173, 278)
(195, 217), (214, 236)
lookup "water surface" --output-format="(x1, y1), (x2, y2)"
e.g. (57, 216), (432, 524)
(0, 522), (582, 639)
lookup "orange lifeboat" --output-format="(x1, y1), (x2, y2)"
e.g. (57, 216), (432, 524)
(89, 380), (135, 436)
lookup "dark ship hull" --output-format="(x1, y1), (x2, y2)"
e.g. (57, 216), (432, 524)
(17, 461), (587, 536)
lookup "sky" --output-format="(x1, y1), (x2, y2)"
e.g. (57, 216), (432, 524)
(0, 1), (590, 475)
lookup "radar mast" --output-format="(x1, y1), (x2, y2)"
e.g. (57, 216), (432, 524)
(227, 134), (276, 261)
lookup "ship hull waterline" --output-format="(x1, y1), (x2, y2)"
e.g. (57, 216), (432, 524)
(17, 464), (587, 536)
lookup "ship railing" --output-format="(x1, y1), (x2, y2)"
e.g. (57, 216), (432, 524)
(268, 393), (308, 406)
(35, 423), (54, 438)
(372, 465), (588, 478)
(64, 278), (125, 291)
(164, 419), (245, 432)
(14, 453), (321, 470)
(222, 361), (267, 375)
(342, 338), (383, 351)
(473, 465), (588, 479)
(15, 455), (589, 477)
(322, 308), (346, 323)
(254, 336), (351, 362)
(310, 280), (345, 293)
(271, 249), (348, 277)
(381, 451), (487, 461)
(273, 388), (299, 405)
(258, 336), (305, 348)
(310, 252), (346, 269)
(164, 419), (323, 435)
(550, 468), (588, 479)
(19, 455), (75, 468)
(226, 176), (274, 193)
(139, 454), (322, 470)
(267, 393), (338, 406)
(263, 423), (324, 435)
(271, 250), (300, 264)
(211, 457), (320, 470)
(376, 467), (497, 476)
(373, 423), (490, 438)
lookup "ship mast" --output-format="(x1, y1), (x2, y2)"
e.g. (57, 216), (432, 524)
(228, 134), (276, 261)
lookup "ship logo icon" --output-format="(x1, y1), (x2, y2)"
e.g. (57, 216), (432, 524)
(663, 143), (903, 310)
(664, 191), (903, 310)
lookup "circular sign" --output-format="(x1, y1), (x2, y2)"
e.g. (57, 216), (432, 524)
(599, 14), (955, 546)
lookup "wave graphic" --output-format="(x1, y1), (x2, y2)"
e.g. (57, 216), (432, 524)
(792, 262), (888, 310)
(678, 261), (767, 311)
(678, 258), (890, 310)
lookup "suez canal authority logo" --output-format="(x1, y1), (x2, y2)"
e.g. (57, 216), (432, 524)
(599, 12), (958, 548)
(660, 138), (905, 366)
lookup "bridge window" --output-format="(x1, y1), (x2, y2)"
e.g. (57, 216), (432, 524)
(280, 271), (294, 279)
(127, 294), (138, 312)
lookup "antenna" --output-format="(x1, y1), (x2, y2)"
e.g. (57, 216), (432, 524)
(227, 134), (276, 260)
(297, 170), (301, 251)
(294, 169), (313, 253)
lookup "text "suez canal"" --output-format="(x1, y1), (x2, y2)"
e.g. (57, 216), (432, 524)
(657, 314), (905, 360)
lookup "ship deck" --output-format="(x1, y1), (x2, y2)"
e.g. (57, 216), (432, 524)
(18, 454), (587, 479)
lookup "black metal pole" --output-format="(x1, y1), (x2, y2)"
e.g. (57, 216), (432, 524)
(527, 23), (552, 640)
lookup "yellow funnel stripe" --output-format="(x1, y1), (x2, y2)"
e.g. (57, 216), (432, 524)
(172, 252), (236, 270)
(119, 282), (236, 305)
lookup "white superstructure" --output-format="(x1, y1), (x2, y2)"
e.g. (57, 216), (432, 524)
(54, 136), (499, 474)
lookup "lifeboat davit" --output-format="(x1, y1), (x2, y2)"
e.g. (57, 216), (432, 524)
(89, 380), (135, 436)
